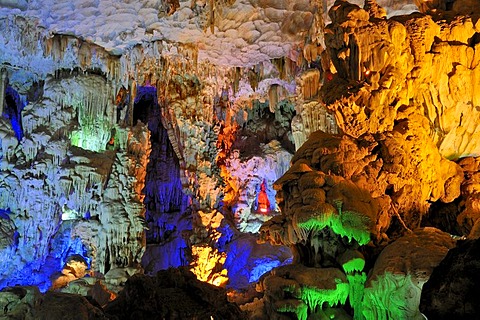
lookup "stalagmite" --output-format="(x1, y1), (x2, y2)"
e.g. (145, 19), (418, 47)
(0, 68), (6, 116)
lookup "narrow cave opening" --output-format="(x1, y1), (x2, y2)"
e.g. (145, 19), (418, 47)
(422, 199), (464, 236)
(232, 99), (295, 159)
(4, 85), (25, 141)
(135, 86), (191, 270)
(133, 86), (157, 125)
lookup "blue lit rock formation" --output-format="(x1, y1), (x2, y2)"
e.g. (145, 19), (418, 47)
(0, 70), (149, 291)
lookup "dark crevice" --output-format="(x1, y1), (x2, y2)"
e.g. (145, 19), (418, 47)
(422, 198), (464, 236)
(4, 85), (25, 141)
(135, 86), (191, 246)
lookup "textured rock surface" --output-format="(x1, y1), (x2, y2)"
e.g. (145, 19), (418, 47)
(36, 291), (108, 320)
(223, 233), (292, 289)
(323, 1), (480, 160)
(0, 286), (41, 320)
(363, 228), (455, 319)
(258, 264), (350, 319)
(103, 268), (246, 319)
(0, 287), (108, 320)
(420, 238), (480, 319)
(1, 0), (480, 318)
(260, 129), (462, 247)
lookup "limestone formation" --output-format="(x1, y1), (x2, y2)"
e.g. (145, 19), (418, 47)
(103, 268), (246, 319)
(324, 1), (480, 160)
(0, 0), (480, 319)
(259, 264), (350, 319)
(363, 228), (455, 319)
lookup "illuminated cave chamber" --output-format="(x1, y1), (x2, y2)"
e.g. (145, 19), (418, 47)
(227, 99), (295, 233)
(1, 0), (480, 318)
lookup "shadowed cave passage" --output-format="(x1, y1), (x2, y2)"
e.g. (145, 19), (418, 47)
(135, 86), (191, 268)
(4, 85), (25, 141)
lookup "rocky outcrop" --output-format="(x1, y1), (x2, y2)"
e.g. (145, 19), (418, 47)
(260, 128), (462, 248)
(1, 269), (245, 319)
(36, 291), (108, 320)
(363, 228), (455, 319)
(0, 287), (108, 320)
(103, 268), (246, 319)
(258, 264), (350, 320)
(420, 238), (480, 319)
(323, 1), (480, 160)
(258, 127), (462, 317)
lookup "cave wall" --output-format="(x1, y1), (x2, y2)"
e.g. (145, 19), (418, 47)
(257, 1), (480, 319)
(1, 0), (480, 319)
(0, 0), (326, 291)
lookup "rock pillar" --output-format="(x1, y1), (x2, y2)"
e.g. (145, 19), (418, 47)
(0, 68), (7, 116)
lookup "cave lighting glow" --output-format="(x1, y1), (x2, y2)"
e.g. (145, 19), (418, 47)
(4, 86), (25, 141)
(0, 211), (91, 292)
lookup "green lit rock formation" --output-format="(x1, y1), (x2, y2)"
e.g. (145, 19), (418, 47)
(260, 264), (349, 320)
(258, 126), (459, 319)
(362, 228), (455, 320)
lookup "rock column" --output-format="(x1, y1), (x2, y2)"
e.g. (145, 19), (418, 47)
(0, 68), (7, 116)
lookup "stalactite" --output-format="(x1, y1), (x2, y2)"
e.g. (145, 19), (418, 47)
(309, 0), (326, 48)
(303, 43), (320, 65)
(247, 68), (258, 92)
(299, 101), (338, 141)
(272, 58), (286, 80)
(209, 0), (215, 33)
(78, 42), (92, 70)
(268, 84), (278, 113)
(298, 69), (320, 101)
(232, 67), (241, 95)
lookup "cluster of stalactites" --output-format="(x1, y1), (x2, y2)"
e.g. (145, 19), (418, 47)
(120, 41), (199, 88)
(83, 122), (150, 274)
(43, 35), (121, 82)
(39, 74), (117, 153)
(0, 68), (7, 116)
(291, 100), (338, 150)
(0, 15), (123, 95)
(0, 15), (49, 88)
